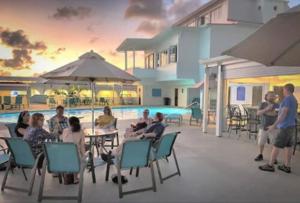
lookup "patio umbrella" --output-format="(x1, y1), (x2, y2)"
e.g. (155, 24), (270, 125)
(41, 50), (139, 132)
(223, 6), (300, 67)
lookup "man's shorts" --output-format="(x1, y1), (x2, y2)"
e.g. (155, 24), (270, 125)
(274, 127), (295, 148)
(258, 129), (278, 146)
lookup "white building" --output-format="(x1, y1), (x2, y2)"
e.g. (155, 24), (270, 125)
(117, 0), (289, 108)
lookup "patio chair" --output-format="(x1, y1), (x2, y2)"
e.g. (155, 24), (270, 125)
(0, 144), (9, 171)
(38, 143), (88, 203)
(189, 107), (202, 126)
(104, 118), (119, 149)
(3, 96), (12, 110)
(106, 139), (156, 198)
(15, 96), (23, 109)
(1, 138), (41, 196)
(5, 123), (18, 138)
(48, 97), (56, 108)
(151, 132), (181, 184)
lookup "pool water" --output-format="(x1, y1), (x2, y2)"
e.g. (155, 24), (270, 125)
(0, 106), (191, 123)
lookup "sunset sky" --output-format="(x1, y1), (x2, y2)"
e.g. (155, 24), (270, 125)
(0, 0), (299, 77)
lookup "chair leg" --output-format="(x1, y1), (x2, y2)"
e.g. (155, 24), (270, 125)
(117, 165), (123, 198)
(105, 163), (110, 182)
(1, 158), (12, 191)
(58, 174), (63, 184)
(38, 160), (47, 202)
(21, 167), (28, 181)
(150, 161), (156, 192)
(173, 149), (181, 176)
(28, 159), (39, 196)
(111, 136), (114, 149)
(129, 168), (133, 175)
(116, 133), (119, 146)
(78, 165), (85, 203)
(156, 160), (163, 184)
(135, 167), (139, 177)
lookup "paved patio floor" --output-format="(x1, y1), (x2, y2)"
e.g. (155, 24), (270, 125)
(1, 120), (300, 203)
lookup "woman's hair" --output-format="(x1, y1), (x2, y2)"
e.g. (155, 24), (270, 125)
(31, 113), (44, 128)
(17, 111), (29, 125)
(103, 106), (112, 116)
(69, 116), (81, 132)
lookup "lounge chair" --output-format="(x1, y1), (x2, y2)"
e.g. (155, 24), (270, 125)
(151, 132), (181, 184)
(38, 143), (88, 203)
(1, 138), (42, 196)
(106, 139), (156, 198)
(189, 107), (202, 126)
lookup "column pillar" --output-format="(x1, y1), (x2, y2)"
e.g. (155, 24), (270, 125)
(124, 51), (128, 70)
(216, 64), (224, 137)
(202, 67), (209, 133)
(133, 50), (136, 69)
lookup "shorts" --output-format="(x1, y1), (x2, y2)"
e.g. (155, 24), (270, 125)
(257, 129), (278, 146)
(274, 127), (295, 148)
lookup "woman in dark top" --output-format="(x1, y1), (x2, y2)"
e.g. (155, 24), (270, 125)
(15, 111), (30, 137)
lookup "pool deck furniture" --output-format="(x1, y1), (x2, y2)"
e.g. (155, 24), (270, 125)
(84, 128), (118, 183)
(38, 143), (88, 203)
(5, 123), (17, 138)
(151, 132), (181, 184)
(189, 107), (202, 126)
(1, 138), (42, 196)
(106, 139), (156, 198)
(165, 114), (183, 126)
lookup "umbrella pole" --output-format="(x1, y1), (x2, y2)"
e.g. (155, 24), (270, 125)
(91, 81), (95, 134)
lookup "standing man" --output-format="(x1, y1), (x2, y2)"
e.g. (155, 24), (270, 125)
(259, 84), (298, 173)
(254, 91), (279, 161)
(49, 105), (69, 139)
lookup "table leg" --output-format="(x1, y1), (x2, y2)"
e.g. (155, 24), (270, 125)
(89, 137), (96, 183)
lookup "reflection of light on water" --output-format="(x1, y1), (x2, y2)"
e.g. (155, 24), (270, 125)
(0, 107), (191, 123)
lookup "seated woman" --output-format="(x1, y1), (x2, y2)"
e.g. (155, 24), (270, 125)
(95, 106), (115, 129)
(62, 116), (85, 184)
(24, 113), (55, 164)
(62, 116), (85, 157)
(129, 109), (153, 132)
(15, 111), (30, 137)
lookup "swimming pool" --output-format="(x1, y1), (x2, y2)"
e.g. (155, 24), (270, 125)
(0, 106), (191, 123)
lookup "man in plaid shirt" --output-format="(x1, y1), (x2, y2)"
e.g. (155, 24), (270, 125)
(49, 105), (69, 139)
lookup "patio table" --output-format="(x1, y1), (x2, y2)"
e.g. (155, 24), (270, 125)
(84, 128), (118, 183)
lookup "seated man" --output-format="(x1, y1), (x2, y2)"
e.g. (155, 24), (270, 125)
(101, 112), (165, 160)
(126, 109), (153, 133)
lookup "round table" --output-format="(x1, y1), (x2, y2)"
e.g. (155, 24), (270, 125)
(84, 128), (118, 183)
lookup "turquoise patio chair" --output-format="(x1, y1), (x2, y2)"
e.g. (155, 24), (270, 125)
(1, 138), (41, 196)
(0, 144), (9, 172)
(15, 96), (23, 109)
(151, 132), (181, 184)
(189, 107), (202, 126)
(5, 123), (17, 138)
(38, 143), (88, 203)
(3, 96), (12, 110)
(106, 139), (156, 198)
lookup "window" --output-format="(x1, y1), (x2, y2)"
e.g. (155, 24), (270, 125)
(160, 50), (168, 66)
(145, 53), (154, 69)
(237, 86), (246, 101)
(169, 45), (177, 63)
(273, 6), (277, 11)
(156, 53), (160, 67)
(200, 16), (206, 25)
(152, 88), (161, 97)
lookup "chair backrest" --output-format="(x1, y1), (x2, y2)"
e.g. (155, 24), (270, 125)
(120, 139), (151, 169)
(155, 132), (178, 159)
(5, 123), (17, 138)
(191, 107), (202, 120)
(4, 96), (11, 105)
(5, 138), (36, 167)
(43, 143), (80, 173)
